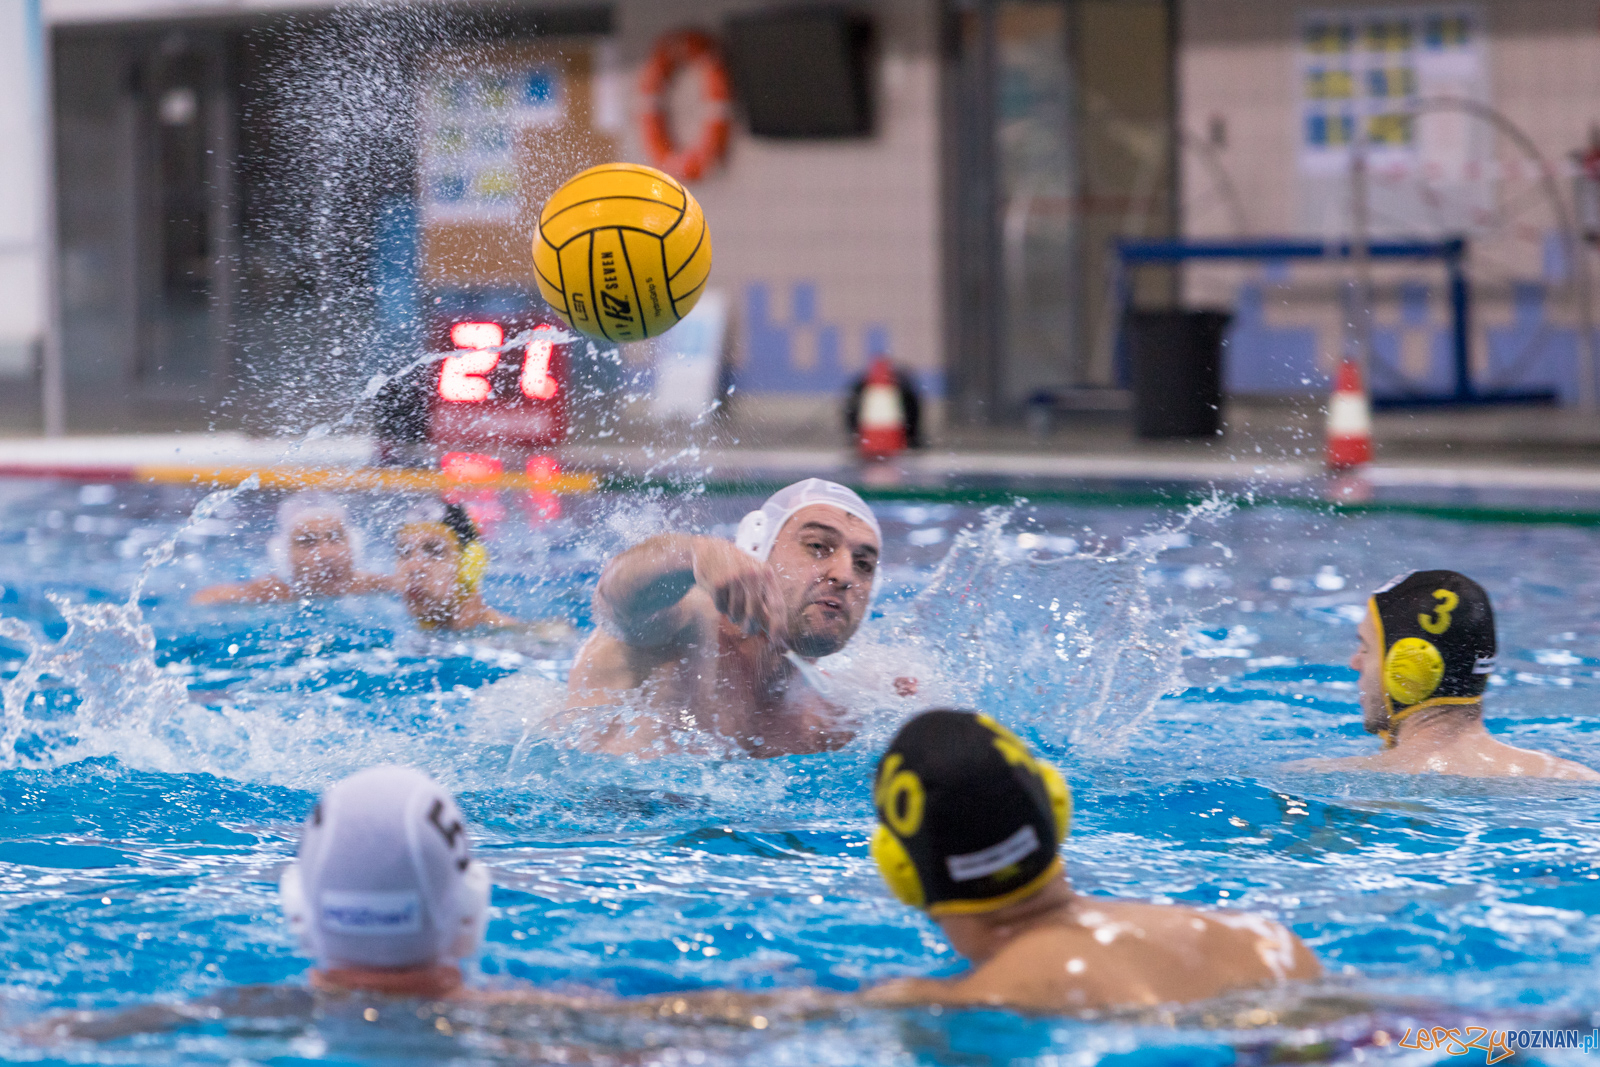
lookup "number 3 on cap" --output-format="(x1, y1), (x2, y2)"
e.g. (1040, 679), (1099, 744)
(1419, 589), (1458, 635)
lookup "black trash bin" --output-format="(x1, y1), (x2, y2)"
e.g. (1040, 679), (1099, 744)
(1123, 310), (1231, 439)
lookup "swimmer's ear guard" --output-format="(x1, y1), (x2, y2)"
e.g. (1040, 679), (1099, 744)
(1383, 636), (1445, 706)
(870, 710), (1070, 916)
(449, 860), (492, 960)
(278, 862), (318, 958)
(457, 541), (489, 594)
(734, 509), (769, 560)
(1368, 570), (1496, 745)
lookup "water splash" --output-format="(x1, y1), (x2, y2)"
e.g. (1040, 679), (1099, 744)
(0, 483), (1228, 795)
(0, 478), (260, 769)
(851, 500), (1233, 757)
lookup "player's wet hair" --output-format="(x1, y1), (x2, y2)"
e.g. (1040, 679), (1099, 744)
(1368, 570), (1496, 745)
(871, 710), (1071, 915)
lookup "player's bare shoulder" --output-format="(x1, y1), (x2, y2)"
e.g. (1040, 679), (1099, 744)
(957, 899), (1317, 1011)
(1492, 741), (1600, 781)
(954, 920), (1145, 1011)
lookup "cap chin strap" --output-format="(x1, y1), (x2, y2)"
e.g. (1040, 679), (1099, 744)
(277, 860), (490, 967)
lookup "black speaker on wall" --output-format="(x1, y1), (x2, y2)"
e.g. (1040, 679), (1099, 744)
(724, 7), (874, 138)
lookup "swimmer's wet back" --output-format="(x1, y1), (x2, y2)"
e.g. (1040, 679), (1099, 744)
(1369, 570), (1496, 736)
(871, 710), (1071, 913)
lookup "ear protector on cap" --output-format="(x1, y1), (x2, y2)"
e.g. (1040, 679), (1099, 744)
(734, 510), (769, 560)
(1383, 636), (1445, 706)
(449, 860), (492, 959)
(279, 862), (316, 956)
(871, 824), (925, 908)
(457, 541), (489, 593)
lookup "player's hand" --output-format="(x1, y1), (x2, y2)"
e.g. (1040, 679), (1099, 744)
(893, 676), (919, 697)
(692, 540), (790, 644)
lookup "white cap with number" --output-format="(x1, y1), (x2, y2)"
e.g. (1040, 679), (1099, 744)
(278, 765), (490, 970)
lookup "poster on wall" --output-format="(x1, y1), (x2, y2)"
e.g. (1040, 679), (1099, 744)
(418, 62), (566, 223)
(414, 44), (615, 290)
(1297, 5), (1491, 236)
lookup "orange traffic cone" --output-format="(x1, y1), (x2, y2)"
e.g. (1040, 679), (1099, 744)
(858, 358), (907, 459)
(1325, 359), (1373, 470)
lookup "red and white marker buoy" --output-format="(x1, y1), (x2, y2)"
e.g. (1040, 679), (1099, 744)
(1325, 358), (1373, 470)
(857, 357), (907, 460)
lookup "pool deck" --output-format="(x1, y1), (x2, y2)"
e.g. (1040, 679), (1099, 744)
(3, 430), (1600, 501)
(5, 392), (1600, 495)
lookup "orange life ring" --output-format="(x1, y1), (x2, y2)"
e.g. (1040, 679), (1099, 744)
(639, 30), (731, 182)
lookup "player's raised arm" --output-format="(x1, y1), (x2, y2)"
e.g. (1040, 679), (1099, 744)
(564, 480), (882, 757)
(594, 534), (787, 648)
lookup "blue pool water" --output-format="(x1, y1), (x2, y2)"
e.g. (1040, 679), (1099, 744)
(2, 476), (1600, 1065)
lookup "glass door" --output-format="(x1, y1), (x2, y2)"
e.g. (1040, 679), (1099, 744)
(945, 0), (1175, 422)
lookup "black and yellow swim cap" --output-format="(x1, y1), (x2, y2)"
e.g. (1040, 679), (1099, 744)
(871, 710), (1071, 916)
(1369, 570), (1496, 743)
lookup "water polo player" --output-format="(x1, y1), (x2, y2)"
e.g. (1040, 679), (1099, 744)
(395, 501), (567, 637)
(564, 478), (911, 757)
(860, 710), (1321, 1010)
(278, 765), (492, 996)
(1294, 570), (1599, 779)
(193, 491), (392, 605)
(30, 766), (501, 1042)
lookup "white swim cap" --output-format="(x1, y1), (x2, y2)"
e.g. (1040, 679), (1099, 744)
(278, 765), (490, 971)
(734, 479), (882, 562)
(265, 491), (368, 582)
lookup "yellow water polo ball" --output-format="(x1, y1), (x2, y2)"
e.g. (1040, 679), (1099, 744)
(531, 162), (713, 344)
